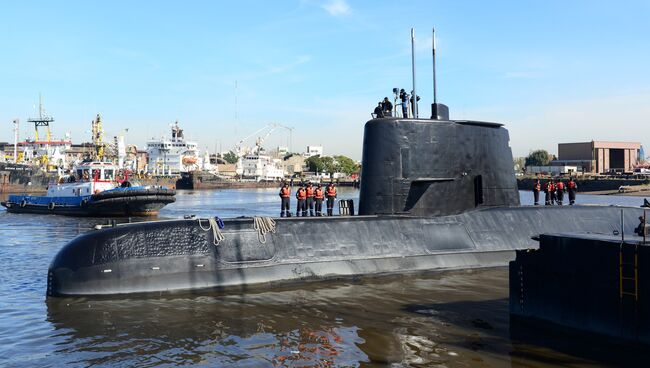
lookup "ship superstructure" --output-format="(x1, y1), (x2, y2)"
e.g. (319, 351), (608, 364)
(239, 154), (284, 181)
(146, 121), (200, 175)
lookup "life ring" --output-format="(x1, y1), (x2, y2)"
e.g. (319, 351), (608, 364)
(48, 202), (56, 210)
(20, 200), (27, 207)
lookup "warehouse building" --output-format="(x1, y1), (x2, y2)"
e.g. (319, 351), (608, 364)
(555, 141), (641, 174)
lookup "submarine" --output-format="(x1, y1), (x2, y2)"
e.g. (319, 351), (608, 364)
(47, 29), (647, 297)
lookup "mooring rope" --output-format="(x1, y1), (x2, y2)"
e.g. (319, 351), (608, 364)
(197, 217), (225, 246)
(253, 216), (276, 244)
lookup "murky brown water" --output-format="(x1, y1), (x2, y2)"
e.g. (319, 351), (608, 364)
(1, 189), (649, 367)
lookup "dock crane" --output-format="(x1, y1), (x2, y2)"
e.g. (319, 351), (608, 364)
(232, 123), (294, 178)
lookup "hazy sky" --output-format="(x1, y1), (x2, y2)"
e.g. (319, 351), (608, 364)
(1, 0), (649, 160)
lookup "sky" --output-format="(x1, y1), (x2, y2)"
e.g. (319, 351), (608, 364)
(1, 0), (649, 160)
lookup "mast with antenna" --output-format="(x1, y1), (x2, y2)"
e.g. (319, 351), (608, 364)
(432, 27), (437, 106)
(430, 28), (449, 120)
(28, 94), (54, 142)
(411, 28), (418, 119)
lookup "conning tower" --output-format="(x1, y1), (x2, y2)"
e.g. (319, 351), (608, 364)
(358, 116), (519, 216)
(359, 27), (519, 216)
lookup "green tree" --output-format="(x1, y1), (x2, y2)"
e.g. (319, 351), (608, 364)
(321, 156), (335, 173)
(333, 155), (359, 175)
(223, 151), (239, 164)
(305, 155), (326, 172)
(525, 150), (551, 167)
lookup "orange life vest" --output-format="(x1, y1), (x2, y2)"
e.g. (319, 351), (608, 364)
(534, 183), (541, 191)
(568, 181), (576, 189)
(327, 186), (337, 197)
(306, 187), (315, 198)
(549, 183), (555, 191)
(314, 188), (324, 199)
(280, 187), (290, 198)
(296, 188), (307, 200)
(556, 182), (565, 190)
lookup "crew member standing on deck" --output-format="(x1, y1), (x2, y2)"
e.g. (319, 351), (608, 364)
(314, 184), (325, 216)
(556, 180), (565, 205)
(382, 97), (393, 116)
(279, 182), (291, 217)
(533, 179), (541, 205)
(373, 102), (384, 118)
(544, 180), (552, 205)
(549, 180), (557, 205)
(326, 182), (337, 216)
(567, 177), (578, 205)
(399, 89), (409, 118)
(295, 184), (307, 217)
(305, 182), (315, 216)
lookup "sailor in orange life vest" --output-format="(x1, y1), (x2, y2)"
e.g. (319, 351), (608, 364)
(543, 180), (552, 206)
(549, 179), (557, 205)
(305, 182), (316, 216)
(533, 179), (541, 205)
(314, 184), (325, 216)
(326, 182), (337, 216)
(279, 182), (291, 217)
(567, 177), (578, 205)
(555, 180), (566, 205)
(295, 184), (308, 217)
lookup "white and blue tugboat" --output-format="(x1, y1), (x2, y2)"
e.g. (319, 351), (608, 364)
(1, 161), (175, 216)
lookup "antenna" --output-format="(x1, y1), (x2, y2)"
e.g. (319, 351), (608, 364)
(411, 28), (418, 119)
(432, 27), (437, 105)
(430, 27), (449, 120)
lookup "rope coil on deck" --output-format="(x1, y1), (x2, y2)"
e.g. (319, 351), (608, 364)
(253, 216), (276, 244)
(197, 217), (225, 246)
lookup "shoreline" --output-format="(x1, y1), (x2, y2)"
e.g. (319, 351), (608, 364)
(580, 186), (650, 197)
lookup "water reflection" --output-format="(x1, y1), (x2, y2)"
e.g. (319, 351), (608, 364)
(43, 267), (650, 367)
(43, 270), (495, 367)
(2, 188), (650, 367)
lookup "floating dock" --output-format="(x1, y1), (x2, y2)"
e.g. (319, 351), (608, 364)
(510, 225), (650, 344)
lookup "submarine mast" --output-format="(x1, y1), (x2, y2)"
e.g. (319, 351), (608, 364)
(411, 28), (418, 119)
(429, 28), (449, 120)
(432, 28), (437, 113)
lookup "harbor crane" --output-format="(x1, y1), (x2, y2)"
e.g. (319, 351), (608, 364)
(91, 114), (106, 161)
(234, 122), (294, 157)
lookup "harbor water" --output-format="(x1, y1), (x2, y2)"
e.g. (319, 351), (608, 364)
(1, 188), (649, 367)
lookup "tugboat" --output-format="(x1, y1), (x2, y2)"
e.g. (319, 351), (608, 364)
(1, 161), (175, 216)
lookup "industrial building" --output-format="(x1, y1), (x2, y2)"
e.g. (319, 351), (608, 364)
(555, 141), (641, 174)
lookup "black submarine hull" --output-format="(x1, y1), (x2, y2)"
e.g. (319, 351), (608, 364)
(47, 205), (645, 296)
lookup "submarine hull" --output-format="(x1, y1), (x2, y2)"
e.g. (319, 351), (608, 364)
(47, 206), (645, 296)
